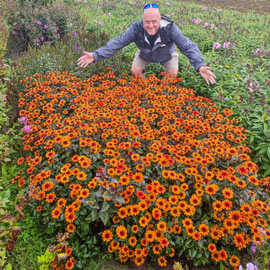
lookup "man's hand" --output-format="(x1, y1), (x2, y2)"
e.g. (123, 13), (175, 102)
(77, 51), (95, 68)
(199, 66), (216, 85)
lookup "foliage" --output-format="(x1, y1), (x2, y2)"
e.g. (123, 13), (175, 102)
(13, 71), (270, 269)
(4, 0), (82, 53)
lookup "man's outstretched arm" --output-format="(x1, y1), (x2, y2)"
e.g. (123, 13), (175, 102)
(171, 25), (216, 84)
(77, 23), (137, 68)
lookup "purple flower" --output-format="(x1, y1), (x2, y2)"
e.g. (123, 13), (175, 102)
(12, 30), (16, 35)
(239, 266), (243, 270)
(74, 43), (80, 50)
(44, 24), (49, 29)
(18, 116), (28, 125)
(35, 20), (42, 25)
(2, 96), (6, 101)
(223, 42), (231, 48)
(204, 22), (210, 27)
(22, 125), (32, 133)
(259, 227), (266, 235)
(94, 20), (98, 24)
(213, 42), (221, 50)
(99, 21), (104, 25)
(210, 23), (216, 29)
(246, 262), (259, 270)
(166, 2), (170, 6)
(72, 30), (78, 36)
(40, 36), (45, 41)
(250, 245), (256, 253)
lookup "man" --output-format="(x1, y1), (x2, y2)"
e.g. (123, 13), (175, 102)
(78, 3), (216, 85)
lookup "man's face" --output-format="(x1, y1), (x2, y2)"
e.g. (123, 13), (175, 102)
(143, 8), (161, 35)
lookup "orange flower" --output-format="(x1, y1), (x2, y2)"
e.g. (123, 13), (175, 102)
(80, 188), (89, 198)
(116, 225), (128, 239)
(160, 237), (169, 247)
(46, 192), (56, 203)
(145, 230), (155, 242)
(65, 212), (76, 223)
(208, 243), (216, 252)
(132, 172), (144, 183)
(128, 236), (137, 247)
(66, 224), (76, 232)
(205, 184), (219, 195)
(157, 221), (167, 232)
(198, 224), (209, 236)
(102, 230), (113, 242)
(51, 207), (61, 219)
(218, 249), (228, 261)
(42, 181), (54, 192)
(211, 250), (220, 262)
(222, 188), (234, 199)
(158, 256), (167, 267)
(229, 255), (240, 267)
(76, 171), (86, 181)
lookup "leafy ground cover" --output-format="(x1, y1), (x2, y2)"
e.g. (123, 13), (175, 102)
(180, 0), (270, 14)
(0, 0), (270, 270)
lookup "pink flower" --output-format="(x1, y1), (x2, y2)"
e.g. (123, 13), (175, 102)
(166, 2), (170, 6)
(213, 42), (221, 50)
(204, 22), (210, 27)
(94, 20), (98, 24)
(44, 24), (49, 29)
(35, 20), (42, 25)
(223, 42), (231, 48)
(22, 125), (32, 133)
(33, 38), (40, 43)
(108, 12), (112, 17)
(192, 18), (202, 24)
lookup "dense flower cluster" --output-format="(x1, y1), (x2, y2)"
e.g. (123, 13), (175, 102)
(14, 71), (270, 269)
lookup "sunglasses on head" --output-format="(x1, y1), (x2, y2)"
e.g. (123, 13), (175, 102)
(144, 3), (159, 9)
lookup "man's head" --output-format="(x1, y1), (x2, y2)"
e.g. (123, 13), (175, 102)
(143, 5), (161, 35)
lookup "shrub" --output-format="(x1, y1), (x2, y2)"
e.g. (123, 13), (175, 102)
(13, 71), (270, 269)
(4, 0), (82, 54)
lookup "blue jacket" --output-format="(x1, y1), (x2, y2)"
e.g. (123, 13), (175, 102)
(92, 15), (205, 71)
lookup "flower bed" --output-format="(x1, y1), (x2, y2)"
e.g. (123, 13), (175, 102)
(14, 70), (270, 269)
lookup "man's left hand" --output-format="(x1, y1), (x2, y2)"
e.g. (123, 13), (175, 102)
(199, 66), (216, 85)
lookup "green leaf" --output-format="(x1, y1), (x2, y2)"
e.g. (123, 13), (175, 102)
(100, 202), (110, 213)
(188, 248), (197, 258)
(115, 196), (126, 204)
(91, 210), (98, 221)
(99, 211), (109, 225)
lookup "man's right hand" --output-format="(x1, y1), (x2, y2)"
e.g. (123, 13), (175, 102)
(77, 51), (95, 68)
